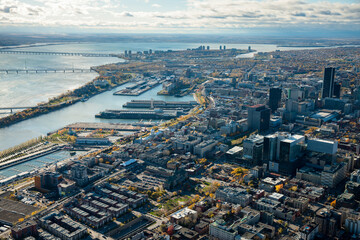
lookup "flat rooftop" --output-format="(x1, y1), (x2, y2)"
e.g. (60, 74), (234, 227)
(0, 198), (39, 225)
(282, 134), (304, 143)
(226, 146), (243, 155)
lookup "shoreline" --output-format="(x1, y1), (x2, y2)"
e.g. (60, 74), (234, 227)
(0, 66), (132, 129)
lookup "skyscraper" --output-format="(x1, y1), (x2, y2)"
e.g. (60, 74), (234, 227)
(269, 87), (282, 112)
(333, 83), (341, 98)
(247, 104), (270, 132)
(322, 67), (335, 99)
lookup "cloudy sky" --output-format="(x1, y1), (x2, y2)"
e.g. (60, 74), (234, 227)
(0, 0), (359, 36)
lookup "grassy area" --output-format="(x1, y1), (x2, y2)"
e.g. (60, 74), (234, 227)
(163, 195), (192, 211)
(48, 96), (78, 106)
(150, 195), (192, 217)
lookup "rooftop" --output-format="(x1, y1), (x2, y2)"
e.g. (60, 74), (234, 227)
(170, 207), (197, 220)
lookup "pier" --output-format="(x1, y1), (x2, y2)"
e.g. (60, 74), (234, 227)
(95, 109), (182, 120)
(113, 80), (161, 96)
(0, 146), (62, 170)
(65, 122), (142, 131)
(0, 50), (119, 58)
(123, 100), (198, 109)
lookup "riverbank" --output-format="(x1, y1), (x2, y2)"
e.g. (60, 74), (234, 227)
(0, 66), (132, 129)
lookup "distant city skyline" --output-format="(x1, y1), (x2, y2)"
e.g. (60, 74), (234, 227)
(0, 0), (359, 37)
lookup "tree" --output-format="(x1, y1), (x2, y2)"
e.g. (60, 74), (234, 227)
(330, 200), (336, 208)
(275, 184), (283, 192)
(160, 224), (167, 232)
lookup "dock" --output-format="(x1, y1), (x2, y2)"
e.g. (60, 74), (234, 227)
(95, 109), (181, 120)
(113, 80), (161, 96)
(65, 122), (143, 131)
(0, 146), (62, 170)
(123, 100), (198, 109)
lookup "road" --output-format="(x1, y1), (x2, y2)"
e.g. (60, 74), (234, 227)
(88, 228), (114, 240)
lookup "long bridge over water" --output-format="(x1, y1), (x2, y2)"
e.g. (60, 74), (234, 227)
(0, 68), (96, 74)
(0, 50), (120, 57)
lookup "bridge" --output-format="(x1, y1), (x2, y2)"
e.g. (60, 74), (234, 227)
(0, 68), (96, 74)
(0, 50), (120, 57)
(0, 105), (43, 113)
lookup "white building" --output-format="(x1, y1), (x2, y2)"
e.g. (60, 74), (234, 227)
(307, 138), (338, 154)
(243, 134), (264, 160)
(170, 207), (198, 225)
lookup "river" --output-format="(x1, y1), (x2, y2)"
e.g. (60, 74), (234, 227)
(0, 42), (347, 151)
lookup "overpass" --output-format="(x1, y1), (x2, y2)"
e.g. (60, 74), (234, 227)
(0, 50), (120, 57)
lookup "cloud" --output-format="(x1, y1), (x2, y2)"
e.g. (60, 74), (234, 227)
(119, 11), (134, 17)
(0, 6), (16, 13)
(0, 0), (359, 33)
(293, 12), (306, 17)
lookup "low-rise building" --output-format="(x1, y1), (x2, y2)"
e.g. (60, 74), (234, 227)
(209, 220), (238, 240)
(194, 140), (218, 157)
(170, 207), (198, 225)
(299, 223), (319, 240)
(39, 213), (87, 240)
(215, 186), (252, 207)
(11, 220), (38, 240)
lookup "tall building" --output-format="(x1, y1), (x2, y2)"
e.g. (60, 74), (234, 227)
(322, 67), (335, 99)
(243, 134), (264, 165)
(314, 208), (339, 237)
(247, 104), (270, 132)
(279, 135), (305, 175)
(71, 164), (88, 186)
(263, 132), (289, 165)
(269, 87), (282, 112)
(34, 172), (62, 193)
(279, 135), (305, 163)
(333, 82), (341, 98)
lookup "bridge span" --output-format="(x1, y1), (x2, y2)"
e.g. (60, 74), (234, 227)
(0, 68), (96, 74)
(0, 50), (121, 58)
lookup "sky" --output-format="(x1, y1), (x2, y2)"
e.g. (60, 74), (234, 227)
(0, 0), (359, 36)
